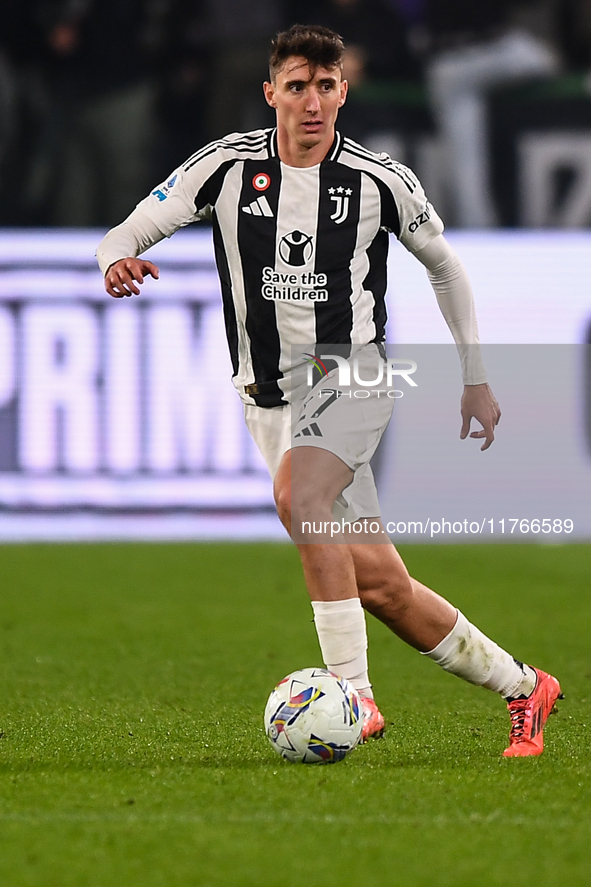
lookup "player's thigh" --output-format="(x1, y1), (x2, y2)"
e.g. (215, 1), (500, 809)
(289, 445), (354, 511)
(292, 375), (393, 474)
(243, 403), (291, 479)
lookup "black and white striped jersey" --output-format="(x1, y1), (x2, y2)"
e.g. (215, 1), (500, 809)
(133, 128), (444, 407)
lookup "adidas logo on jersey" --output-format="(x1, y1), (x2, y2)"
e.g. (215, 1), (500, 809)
(242, 196), (274, 217)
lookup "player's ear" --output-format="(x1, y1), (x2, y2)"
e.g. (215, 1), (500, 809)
(263, 81), (277, 108)
(338, 79), (348, 108)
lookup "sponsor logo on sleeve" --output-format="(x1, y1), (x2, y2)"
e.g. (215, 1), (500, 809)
(152, 174), (178, 202)
(408, 203), (432, 233)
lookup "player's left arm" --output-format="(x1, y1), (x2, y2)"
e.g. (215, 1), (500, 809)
(412, 233), (501, 450)
(368, 160), (500, 448)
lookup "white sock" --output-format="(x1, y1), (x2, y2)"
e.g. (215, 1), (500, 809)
(311, 597), (373, 698)
(422, 610), (537, 699)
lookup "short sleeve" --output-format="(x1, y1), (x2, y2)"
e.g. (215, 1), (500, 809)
(394, 167), (444, 252)
(375, 156), (444, 252)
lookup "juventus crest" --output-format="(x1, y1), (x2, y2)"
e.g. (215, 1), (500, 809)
(328, 186), (353, 224)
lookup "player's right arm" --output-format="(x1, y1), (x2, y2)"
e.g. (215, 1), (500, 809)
(97, 150), (216, 297)
(99, 210), (166, 297)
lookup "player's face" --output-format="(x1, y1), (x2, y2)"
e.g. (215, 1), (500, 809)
(264, 57), (347, 155)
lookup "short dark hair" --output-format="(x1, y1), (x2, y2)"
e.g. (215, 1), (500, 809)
(269, 24), (345, 81)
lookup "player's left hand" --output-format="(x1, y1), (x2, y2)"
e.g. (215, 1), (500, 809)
(460, 383), (501, 451)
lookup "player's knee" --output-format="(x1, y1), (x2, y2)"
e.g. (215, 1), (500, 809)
(274, 478), (335, 538)
(273, 479), (292, 531)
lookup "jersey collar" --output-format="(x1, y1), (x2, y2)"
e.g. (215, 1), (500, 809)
(267, 129), (343, 163)
(324, 130), (343, 163)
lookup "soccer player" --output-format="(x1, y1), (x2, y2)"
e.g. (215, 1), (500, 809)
(97, 24), (562, 756)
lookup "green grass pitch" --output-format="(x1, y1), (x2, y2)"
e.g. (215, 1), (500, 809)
(0, 541), (589, 886)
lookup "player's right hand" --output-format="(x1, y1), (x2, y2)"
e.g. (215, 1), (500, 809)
(104, 258), (160, 298)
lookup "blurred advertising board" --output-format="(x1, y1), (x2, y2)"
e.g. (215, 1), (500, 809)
(0, 229), (589, 541)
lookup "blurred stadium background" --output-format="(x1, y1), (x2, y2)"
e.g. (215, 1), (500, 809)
(3, 1), (591, 229)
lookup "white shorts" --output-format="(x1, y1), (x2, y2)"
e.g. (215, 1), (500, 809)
(244, 365), (394, 521)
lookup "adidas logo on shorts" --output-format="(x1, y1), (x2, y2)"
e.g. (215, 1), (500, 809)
(294, 422), (323, 438)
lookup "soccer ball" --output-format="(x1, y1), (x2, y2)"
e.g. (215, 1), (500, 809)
(263, 667), (364, 764)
